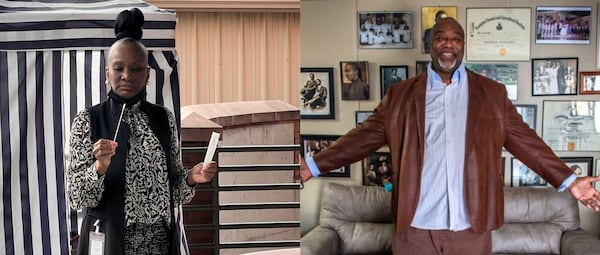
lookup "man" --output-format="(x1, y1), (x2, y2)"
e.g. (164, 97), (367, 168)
(300, 18), (600, 254)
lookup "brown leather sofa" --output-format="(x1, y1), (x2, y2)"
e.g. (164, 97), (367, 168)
(301, 183), (600, 255)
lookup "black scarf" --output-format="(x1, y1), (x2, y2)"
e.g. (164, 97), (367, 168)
(107, 88), (147, 107)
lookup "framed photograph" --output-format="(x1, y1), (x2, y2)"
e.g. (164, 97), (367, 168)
(421, 6), (458, 54)
(355, 110), (373, 127)
(535, 6), (591, 44)
(415, 60), (430, 76)
(531, 58), (578, 96)
(300, 68), (334, 119)
(340, 61), (369, 100)
(465, 63), (519, 100)
(542, 100), (600, 151)
(358, 11), (413, 49)
(362, 152), (392, 186)
(515, 104), (537, 130)
(579, 71), (600, 95)
(561, 157), (593, 177)
(380, 65), (408, 98)
(511, 158), (548, 187)
(300, 135), (350, 177)
(466, 8), (531, 61)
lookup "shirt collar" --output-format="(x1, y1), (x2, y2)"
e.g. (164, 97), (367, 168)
(427, 62), (466, 89)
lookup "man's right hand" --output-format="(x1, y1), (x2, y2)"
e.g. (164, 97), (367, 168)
(299, 155), (313, 183)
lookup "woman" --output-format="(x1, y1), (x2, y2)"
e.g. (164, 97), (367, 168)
(342, 62), (369, 100)
(67, 8), (216, 254)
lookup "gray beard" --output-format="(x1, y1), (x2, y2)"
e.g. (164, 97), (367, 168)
(437, 58), (457, 72)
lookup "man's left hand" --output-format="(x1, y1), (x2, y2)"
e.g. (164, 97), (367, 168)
(568, 176), (600, 211)
(188, 161), (217, 185)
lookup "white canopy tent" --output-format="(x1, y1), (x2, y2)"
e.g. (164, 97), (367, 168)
(0, 1), (183, 253)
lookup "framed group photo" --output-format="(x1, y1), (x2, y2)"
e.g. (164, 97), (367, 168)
(362, 152), (392, 186)
(561, 157), (593, 177)
(340, 61), (369, 100)
(300, 135), (350, 177)
(380, 65), (408, 98)
(300, 68), (335, 119)
(542, 100), (600, 151)
(579, 71), (600, 95)
(465, 63), (519, 100)
(535, 6), (591, 44)
(531, 58), (578, 96)
(357, 11), (413, 49)
(421, 6), (457, 54)
(466, 7), (531, 61)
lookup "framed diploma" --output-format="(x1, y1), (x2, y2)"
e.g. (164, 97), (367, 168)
(466, 8), (531, 61)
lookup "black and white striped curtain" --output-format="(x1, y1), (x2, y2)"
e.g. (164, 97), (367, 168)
(0, 1), (182, 254)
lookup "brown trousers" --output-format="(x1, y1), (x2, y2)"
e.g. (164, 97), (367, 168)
(392, 227), (491, 255)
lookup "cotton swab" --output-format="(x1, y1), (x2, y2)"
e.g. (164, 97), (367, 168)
(113, 103), (126, 141)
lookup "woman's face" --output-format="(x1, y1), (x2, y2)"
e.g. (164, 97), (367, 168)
(106, 41), (149, 99)
(344, 64), (358, 81)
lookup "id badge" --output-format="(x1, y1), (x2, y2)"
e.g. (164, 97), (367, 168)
(89, 231), (105, 255)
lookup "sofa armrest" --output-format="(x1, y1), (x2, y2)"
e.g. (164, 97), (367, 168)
(561, 229), (600, 255)
(301, 226), (339, 255)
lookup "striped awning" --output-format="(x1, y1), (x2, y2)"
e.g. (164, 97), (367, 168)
(0, 1), (182, 254)
(0, 0), (176, 50)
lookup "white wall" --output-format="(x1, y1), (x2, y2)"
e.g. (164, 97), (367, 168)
(300, 0), (600, 237)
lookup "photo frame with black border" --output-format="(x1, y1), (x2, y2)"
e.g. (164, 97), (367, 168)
(355, 110), (373, 127)
(380, 65), (408, 99)
(362, 152), (392, 186)
(300, 134), (350, 177)
(579, 71), (600, 95)
(535, 6), (591, 45)
(542, 100), (600, 151)
(357, 11), (413, 49)
(514, 104), (537, 130)
(531, 57), (578, 96)
(300, 68), (335, 119)
(561, 157), (593, 177)
(511, 158), (548, 187)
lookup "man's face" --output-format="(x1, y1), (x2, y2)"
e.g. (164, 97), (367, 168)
(429, 18), (464, 75)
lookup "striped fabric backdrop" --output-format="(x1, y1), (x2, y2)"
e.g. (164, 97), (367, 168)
(0, 1), (186, 254)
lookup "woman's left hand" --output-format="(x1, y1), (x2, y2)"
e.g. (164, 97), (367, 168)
(187, 161), (217, 185)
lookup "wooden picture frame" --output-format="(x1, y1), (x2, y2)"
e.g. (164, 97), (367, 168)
(300, 68), (335, 119)
(531, 58), (578, 96)
(300, 134), (350, 177)
(421, 6), (458, 54)
(579, 71), (600, 95)
(340, 61), (369, 100)
(511, 158), (548, 187)
(357, 11), (413, 49)
(380, 65), (408, 98)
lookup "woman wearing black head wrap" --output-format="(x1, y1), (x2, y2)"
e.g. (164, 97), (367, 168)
(67, 8), (216, 255)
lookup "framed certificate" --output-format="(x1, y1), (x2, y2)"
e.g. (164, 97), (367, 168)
(466, 8), (531, 61)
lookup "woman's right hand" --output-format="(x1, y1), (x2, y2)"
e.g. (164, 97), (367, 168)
(93, 139), (118, 176)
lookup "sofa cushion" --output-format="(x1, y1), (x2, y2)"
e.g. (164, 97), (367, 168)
(492, 223), (562, 254)
(319, 183), (393, 254)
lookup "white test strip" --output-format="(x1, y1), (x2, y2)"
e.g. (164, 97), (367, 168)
(203, 131), (220, 162)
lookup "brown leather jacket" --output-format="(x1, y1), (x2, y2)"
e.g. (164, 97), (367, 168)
(312, 69), (572, 233)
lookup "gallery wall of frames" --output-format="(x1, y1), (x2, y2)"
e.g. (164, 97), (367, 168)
(299, 0), (600, 237)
